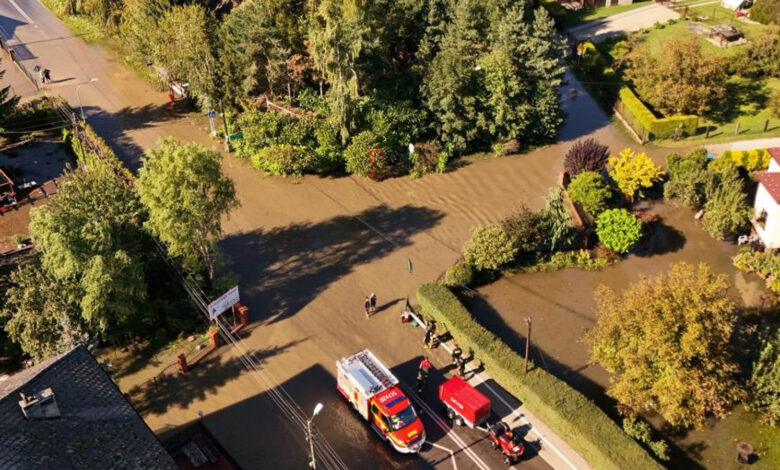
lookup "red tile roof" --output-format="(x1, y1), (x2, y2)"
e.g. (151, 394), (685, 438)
(756, 170), (780, 204)
(770, 148), (780, 166)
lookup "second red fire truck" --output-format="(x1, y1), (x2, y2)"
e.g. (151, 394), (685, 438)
(337, 350), (426, 453)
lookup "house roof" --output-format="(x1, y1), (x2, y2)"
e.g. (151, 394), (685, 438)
(756, 171), (780, 204)
(770, 147), (780, 166)
(0, 345), (177, 470)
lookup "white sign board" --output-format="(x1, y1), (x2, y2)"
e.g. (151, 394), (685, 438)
(208, 286), (240, 321)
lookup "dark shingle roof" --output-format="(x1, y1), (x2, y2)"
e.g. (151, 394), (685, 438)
(0, 345), (177, 470)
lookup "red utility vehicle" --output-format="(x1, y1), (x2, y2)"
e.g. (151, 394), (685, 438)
(439, 376), (491, 428)
(488, 421), (526, 466)
(337, 350), (425, 453)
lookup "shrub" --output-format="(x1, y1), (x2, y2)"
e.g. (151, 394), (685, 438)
(462, 224), (518, 271)
(732, 249), (780, 293)
(718, 148), (770, 173)
(746, 328), (780, 426)
(702, 168), (750, 240)
(618, 88), (699, 139)
(596, 209), (642, 253)
(568, 171), (611, 217)
(608, 148), (664, 202)
(622, 416), (670, 461)
(563, 138), (610, 176)
(527, 249), (613, 272)
(539, 187), (576, 252)
(416, 283), (664, 470)
(251, 144), (312, 177)
(501, 206), (544, 253)
(751, 0), (780, 25)
(664, 149), (709, 208)
(733, 26), (780, 78)
(344, 130), (384, 178)
(444, 261), (474, 287)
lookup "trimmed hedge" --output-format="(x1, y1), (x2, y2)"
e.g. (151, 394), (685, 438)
(618, 87), (698, 139)
(417, 283), (663, 470)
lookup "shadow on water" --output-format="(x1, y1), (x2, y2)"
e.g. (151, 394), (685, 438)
(632, 218), (687, 257)
(220, 204), (444, 325)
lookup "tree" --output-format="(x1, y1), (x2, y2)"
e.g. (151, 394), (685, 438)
(136, 138), (238, 281)
(568, 171), (611, 217)
(153, 5), (219, 102)
(1, 259), (85, 362)
(502, 206), (544, 253)
(422, 0), (487, 153)
(563, 138), (609, 177)
(539, 186), (576, 252)
(444, 261), (474, 286)
(733, 26), (780, 78)
(608, 148), (664, 202)
(463, 224), (517, 270)
(595, 208), (642, 253)
(29, 164), (148, 337)
(702, 166), (750, 240)
(308, 0), (369, 143)
(746, 328), (780, 426)
(0, 65), (19, 125)
(751, 0), (779, 25)
(585, 263), (743, 428)
(120, 0), (171, 66)
(626, 35), (726, 116)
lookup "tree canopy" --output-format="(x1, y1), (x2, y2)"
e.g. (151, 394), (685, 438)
(585, 263), (743, 428)
(136, 138), (239, 281)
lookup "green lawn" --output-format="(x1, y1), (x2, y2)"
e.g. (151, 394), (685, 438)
(561, 0), (652, 30)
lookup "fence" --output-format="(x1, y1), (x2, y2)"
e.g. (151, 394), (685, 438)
(0, 30), (40, 91)
(613, 98), (650, 143)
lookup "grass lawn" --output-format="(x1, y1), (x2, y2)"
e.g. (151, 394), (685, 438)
(561, 0), (652, 30)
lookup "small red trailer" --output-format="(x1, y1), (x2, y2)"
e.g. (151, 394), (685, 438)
(438, 376), (491, 428)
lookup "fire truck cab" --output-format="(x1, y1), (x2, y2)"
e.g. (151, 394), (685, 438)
(337, 350), (425, 453)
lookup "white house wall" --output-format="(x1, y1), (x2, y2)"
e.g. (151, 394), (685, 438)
(769, 158), (780, 173)
(754, 184), (780, 248)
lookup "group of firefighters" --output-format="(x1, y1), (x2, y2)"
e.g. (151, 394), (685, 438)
(410, 314), (470, 394)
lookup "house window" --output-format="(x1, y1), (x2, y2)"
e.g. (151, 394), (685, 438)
(757, 209), (768, 229)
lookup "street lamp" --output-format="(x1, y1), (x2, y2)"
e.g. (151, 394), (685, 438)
(306, 403), (324, 469)
(76, 78), (99, 121)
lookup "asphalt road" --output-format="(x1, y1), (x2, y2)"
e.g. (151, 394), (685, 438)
(0, 1), (651, 469)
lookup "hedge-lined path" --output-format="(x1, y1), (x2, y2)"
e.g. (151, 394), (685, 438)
(1, 1), (673, 469)
(706, 137), (780, 156)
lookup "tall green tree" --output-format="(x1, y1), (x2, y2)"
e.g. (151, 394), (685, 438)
(585, 263), (743, 428)
(746, 328), (780, 426)
(120, 0), (171, 66)
(422, 0), (487, 153)
(153, 5), (219, 102)
(1, 260), (85, 362)
(136, 138), (239, 282)
(28, 164), (147, 337)
(308, 0), (369, 143)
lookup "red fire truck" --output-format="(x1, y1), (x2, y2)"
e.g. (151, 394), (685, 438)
(337, 350), (426, 453)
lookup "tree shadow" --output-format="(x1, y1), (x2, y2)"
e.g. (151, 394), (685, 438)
(220, 204), (444, 325)
(126, 340), (301, 416)
(79, 102), (197, 172)
(707, 78), (770, 125)
(632, 218), (687, 257)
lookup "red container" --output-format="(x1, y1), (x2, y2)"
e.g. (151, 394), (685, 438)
(438, 376), (491, 427)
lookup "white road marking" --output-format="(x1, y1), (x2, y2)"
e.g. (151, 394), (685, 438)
(408, 311), (580, 470)
(8, 0), (35, 24)
(427, 442), (458, 470)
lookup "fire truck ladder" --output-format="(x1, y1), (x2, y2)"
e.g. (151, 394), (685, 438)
(357, 351), (393, 388)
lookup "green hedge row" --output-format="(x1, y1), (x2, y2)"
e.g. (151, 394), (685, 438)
(618, 87), (698, 139)
(417, 283), (663, 470)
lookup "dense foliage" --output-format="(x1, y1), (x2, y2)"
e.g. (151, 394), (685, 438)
(625, 35), (726, 116)
(462, 224), (518, 271)
(568, 171), (611, 217)
(136, 138), (239, 281)
(608, 148), (664, 202)
(586, 263), (743, 428)
(540, 186), (576, 251)
(746, 328), (780, 426)
(751, 0), (780, 25)
(444, 261), (474, 287)
(563, 138), (609, 177)
(595, 209), (642, 254)
(701, 166), (750, 241)
(501, 206), (544, 254)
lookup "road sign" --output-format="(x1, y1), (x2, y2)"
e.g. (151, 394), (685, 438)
(208, 286), (240, 321)
(207, 110), (217, 119)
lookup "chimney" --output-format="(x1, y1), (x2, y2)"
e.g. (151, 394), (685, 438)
(18, 388), (60, 419)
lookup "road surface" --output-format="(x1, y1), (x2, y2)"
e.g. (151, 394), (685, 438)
(568, 3), (680, 43)
(0, 1), (661, 469)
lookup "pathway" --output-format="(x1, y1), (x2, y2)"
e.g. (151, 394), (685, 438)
(568, 3), (680, 42)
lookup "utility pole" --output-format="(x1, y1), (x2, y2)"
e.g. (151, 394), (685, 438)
(524, 317), (532, 374)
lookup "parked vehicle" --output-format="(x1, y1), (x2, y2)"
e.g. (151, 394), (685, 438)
(337, 349), (426, 453)
(438, 376), (490, 428)
(488, 421), (526, 466)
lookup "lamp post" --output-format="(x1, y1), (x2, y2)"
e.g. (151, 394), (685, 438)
(76, 78), (99, 121)
(306, 403), (324, 469)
